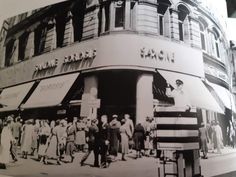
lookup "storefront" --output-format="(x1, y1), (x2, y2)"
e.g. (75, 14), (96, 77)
(0, 34), (225, 123)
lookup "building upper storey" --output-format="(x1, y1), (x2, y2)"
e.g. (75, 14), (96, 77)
(0, 0), (230, 86)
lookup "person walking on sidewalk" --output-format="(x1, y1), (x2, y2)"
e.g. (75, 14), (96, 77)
(80, 118), (99, 166)
(213, 121), (223, 154)
(199, 122), (209, 159)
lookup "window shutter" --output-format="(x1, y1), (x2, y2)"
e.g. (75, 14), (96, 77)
(183, 17), (190, 42)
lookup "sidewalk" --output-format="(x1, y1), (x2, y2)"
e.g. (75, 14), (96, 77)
(206, 146), (236, 158)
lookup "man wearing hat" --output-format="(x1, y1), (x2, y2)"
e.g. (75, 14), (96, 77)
(166, 79), (191, 111)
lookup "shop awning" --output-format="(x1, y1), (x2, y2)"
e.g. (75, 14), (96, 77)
(0, 82), (35, 112)
(206, 82), (231, 110)
(21, 73), (79, 109)
(158, 70), (224, 114)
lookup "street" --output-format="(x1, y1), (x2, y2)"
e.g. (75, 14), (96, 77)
(0, 147), (236, 177)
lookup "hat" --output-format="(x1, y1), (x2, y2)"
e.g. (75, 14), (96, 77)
(176, 79), (183, 86)
(112, 114), (118, 118)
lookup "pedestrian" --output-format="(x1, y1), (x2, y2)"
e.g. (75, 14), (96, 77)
(75, 117), (87, 152)
(10, 116), (22, 146)
(199, 122), (209, 159)
(80, 118), (99, 166)
(213, 121), (223, 154)
(124, 114), (134, 152)
(120, 118), (131, 161)
(9, 115), (18, 162)
(31, 119), (40, 156)
(133, 122), (145, 159)
(97, 115), (110, 168)
(0, 117), (15, 169)
(38, 120), (51, 163)
(58, 119), (67, 160)
(65, 121), (76, 163)
(109, 114), (121, 161)
(143, 116), (153, 157)
(21, 119), (34, 159)
(45, 120), (61, 165)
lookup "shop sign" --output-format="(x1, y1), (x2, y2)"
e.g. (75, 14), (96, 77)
(205, 65), (229, 83)
(140, 47), (175, 63)
(63, 49), (96, 64)
(35, 59), (58, 72)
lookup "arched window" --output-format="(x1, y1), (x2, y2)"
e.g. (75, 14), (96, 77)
(198, 18), (208, 51)
(211, 28), (220, 59)
(157, 0), (171, 37)
(177, 5), (190, 41)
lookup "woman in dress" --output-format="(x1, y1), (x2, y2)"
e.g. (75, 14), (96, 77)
(45, 120), (61, 165)
(38, 120), (51, 163)
(21, 119), (34, 159)
(0, 117), (15, 169)
(120, 119), (131, 161)
(133, 122), (145, 159)
(31, 119), (40, 156)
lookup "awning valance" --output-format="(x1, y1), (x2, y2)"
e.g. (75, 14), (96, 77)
(21, 73), (79, 109)
(158, 70), (224, 114)
(0, 82), (35, 112)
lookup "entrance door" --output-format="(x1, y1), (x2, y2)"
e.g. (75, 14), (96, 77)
(98, 70), (137, 122)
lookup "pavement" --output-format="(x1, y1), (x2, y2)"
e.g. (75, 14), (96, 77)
(0, 147), (236, 177)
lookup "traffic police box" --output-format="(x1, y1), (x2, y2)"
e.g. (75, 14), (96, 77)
(153, 106), (202, 177)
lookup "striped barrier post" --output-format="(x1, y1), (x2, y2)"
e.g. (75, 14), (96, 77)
(153, 107), (201, 177)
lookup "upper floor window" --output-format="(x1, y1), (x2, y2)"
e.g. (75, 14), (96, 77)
(34, 24), (47, 55)
(177, 5), (190, 42)
(114, 1), (125, 29)
(18, 32), (29, 61)
(158, 2), (170, 37)
(210, 29), (220, 59)
(199, 21), (208, 51)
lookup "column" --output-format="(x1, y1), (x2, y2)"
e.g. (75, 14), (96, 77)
(44, 18), (56, 52)
(170, 8), (179, 41)
(136, 73), (153, 124)
(189, 16), (201, 48)
(25, 30), (35, 59)
(81, 75), (99, 119)
(63, 11), (74, 46)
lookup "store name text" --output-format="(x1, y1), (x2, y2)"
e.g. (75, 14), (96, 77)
(140, 47), (175, 63)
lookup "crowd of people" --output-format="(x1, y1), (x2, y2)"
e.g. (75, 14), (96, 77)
(0, 114), (159, 169)
(199, 120), (236, 159)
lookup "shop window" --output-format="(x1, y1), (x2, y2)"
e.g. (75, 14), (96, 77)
(115, 1), (125, 29)
(34, 25), (47, 55)
(177, 5), (190, 42)
(18, 32), (29, 61)
(158, 3), (170, 37)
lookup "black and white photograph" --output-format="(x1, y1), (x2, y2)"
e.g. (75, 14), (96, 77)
(0, 0), (236, 176)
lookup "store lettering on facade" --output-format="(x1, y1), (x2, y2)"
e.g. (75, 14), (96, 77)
(205, 65), (229, 83)
(63, 49), (96, 64)
(35, 59), (58, 72)
(140, 47), (175, 63)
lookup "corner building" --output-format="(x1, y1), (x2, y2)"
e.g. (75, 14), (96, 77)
(0, 0), (234, 142)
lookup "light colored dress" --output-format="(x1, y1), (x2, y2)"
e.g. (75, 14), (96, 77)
(21, 124), (34, 152)
(0, 126), (14, 164)
(45, 126), (60, 159)
(120, 124), (131, 154)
